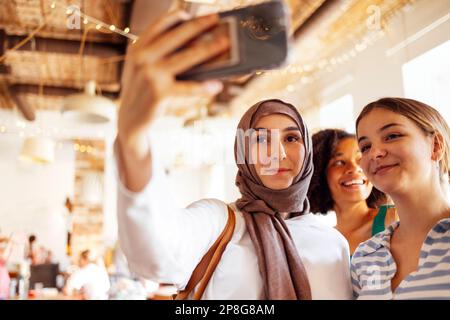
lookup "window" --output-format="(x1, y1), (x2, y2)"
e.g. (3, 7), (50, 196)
(319, 94), (355, 132)
(402, 40), (450, 123)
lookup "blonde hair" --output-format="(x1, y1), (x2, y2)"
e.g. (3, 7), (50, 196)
(356, 97), (450, 183)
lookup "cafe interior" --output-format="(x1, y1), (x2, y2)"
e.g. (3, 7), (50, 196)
(0, 0), (449, 300)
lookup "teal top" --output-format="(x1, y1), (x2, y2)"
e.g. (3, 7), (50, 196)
(350, 204), (395, 259)
(371, 204), (395, 236)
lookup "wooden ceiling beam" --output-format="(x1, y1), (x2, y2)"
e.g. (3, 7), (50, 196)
(4, 35), (126, 58)
(10, 83), (119, 100)
(9, 88), (36, 121)
(0, 80), (36, 121)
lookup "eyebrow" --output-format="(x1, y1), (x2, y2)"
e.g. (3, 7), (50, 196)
(358, 123), (404, 143)
(254, 126), (300, 132)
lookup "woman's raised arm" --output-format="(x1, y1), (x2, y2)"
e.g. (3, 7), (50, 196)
(116, 11), (227, 193)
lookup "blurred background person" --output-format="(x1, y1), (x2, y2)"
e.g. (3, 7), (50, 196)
(25, 234), (38, 265)
(0, 235), (13, 300)
(63, 249), (110, 300)
(63, 197), (74, 257)
(308, 129), (397, 255)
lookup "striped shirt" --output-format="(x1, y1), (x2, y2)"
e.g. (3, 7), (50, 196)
(351, 218), (450, 299)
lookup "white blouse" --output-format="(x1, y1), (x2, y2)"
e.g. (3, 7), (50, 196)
(115, 144), (353, 300)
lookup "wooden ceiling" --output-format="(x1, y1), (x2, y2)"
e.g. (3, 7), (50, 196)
(0, 0), (131, 121)
(231, 0), (417, 114)
(0, 0), (337, 122)
(0, 0), (130, 42)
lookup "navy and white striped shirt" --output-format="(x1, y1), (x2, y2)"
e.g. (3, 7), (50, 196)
(351, 218), (450, 299)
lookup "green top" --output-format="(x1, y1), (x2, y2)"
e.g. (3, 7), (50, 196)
(350, 204), (395, 259)
(371, 204), (395, 236)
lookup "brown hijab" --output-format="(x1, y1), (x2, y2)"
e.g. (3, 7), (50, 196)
(234, 99), (313, 300)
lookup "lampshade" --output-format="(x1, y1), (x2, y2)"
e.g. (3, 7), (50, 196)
(62, 81), (116, 124)
(79, 171), (103, 205)
(19, 137), (55, 164)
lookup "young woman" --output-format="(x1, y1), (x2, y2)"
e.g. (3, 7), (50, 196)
(308, 129), (397, 255)
(115, 11), (352, 299)
(351, 97), (450, 299)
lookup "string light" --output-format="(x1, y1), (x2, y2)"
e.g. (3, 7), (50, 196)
(16, 120), (26, 129)
(0, 126), (6, 133)
(303, 64), (313, 72)
(48, 1), (137, 41)
(73, 142), (95, 153)
(355, 43), (367, 52)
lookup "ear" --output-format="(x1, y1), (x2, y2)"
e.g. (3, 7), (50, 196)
(431, 132), (445, 162)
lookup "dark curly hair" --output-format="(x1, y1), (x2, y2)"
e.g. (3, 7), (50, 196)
(307, 129), (387, 214)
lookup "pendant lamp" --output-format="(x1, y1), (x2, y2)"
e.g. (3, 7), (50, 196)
(62, 81), (116, 124)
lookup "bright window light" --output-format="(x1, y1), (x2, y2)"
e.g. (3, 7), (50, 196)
(402, 40), (450, 124)
(319, 94), (355, 133)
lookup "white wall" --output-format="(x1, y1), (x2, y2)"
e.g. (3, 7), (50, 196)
(281, 0), (450, 124)
(103, 141), (118, 248)
(0, 134), (75, 265)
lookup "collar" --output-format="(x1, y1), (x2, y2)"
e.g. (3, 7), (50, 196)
(360, 217), (450, 256)
(359, 221), (399, 256)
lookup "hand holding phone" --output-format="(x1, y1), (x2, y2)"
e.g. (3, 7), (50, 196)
(177, 1), (290, 81)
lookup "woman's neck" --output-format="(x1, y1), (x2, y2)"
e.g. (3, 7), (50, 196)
(334, 200), (373, 233)
(390, 183), (450, 238)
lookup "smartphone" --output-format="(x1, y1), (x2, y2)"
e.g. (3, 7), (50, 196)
(176, 0), (290, 81)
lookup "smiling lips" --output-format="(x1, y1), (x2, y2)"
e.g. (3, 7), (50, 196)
(340, 178), (366, 189)
(341, 179), (365, 187)
(372, 163), (399, 175)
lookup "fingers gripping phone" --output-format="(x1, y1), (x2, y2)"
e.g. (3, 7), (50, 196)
(176, 1), (290, 81)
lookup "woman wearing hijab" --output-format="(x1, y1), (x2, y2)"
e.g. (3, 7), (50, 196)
(115, 11), (352, 299)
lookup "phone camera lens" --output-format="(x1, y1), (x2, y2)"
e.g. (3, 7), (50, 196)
(240, 15), (280, 40)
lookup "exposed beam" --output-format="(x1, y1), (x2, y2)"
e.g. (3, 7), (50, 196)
(11, 83), (119, 100)
(10, 88), (36, 121)
(4, 35), (126, 57)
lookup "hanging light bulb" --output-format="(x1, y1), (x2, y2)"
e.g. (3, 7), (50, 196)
(19, 137), (55, 164)
(62, 81), (117, 124)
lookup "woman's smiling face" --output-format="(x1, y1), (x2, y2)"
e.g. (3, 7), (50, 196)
(356, 108), (436, 196)
(326, 137), (373, 206)
(251, 114), (305, 190)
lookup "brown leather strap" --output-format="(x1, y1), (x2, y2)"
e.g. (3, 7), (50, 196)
(175, 205), (236, 300)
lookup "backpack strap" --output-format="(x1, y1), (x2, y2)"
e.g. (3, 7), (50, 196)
(175, 205), (236, 300)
